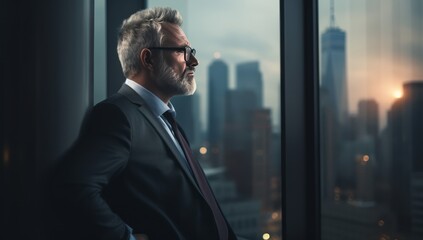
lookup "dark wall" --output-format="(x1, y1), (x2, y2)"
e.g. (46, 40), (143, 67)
(0, 1), (145, 239)
(1, 1), (93, 239)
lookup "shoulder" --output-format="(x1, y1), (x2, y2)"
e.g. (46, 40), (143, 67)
(97, 92), (133, 109)
(91, 94), (128, 118)
(79, 94), (135, 134)
(92, 92), (142, 118)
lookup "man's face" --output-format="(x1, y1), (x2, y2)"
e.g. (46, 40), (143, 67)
(154, 23), (198, 97)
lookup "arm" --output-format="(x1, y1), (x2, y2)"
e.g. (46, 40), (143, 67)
(54, 102), (132, 240)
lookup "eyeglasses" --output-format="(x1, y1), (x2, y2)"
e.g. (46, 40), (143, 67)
(148, 46), (196, 62)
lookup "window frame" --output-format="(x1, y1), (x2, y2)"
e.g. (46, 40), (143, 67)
(281, 0), (321, 239)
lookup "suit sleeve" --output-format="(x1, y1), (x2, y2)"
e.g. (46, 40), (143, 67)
(53, 102), (132, 240)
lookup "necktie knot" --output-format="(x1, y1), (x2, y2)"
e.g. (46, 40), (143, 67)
(163, 110), (185, 147)
(163, 110), (176, 124)
(163, 110), (178, 130)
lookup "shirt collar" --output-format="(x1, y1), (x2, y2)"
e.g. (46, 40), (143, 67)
(124, 79), (175, 117)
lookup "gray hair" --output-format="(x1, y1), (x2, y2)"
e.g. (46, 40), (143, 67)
(117, 7), (183, 78)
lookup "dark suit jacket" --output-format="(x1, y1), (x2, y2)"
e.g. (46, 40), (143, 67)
(54, 84), (238, 240)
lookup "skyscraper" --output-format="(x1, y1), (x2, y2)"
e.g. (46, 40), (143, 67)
(208, 58), (229, 165)
(357, 99), (379, 140)
(320, 5), (348, 127)
(357, 99), (382, 202)
(320, 0), (348, 202)
(389, 81), (423, 233)
(223, 89), (272, 209)
(236, 61), (263, 108)
(224, 89), (257, 196)
(250, 108), (272, 211)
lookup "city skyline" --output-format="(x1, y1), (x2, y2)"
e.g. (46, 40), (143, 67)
(149, 0), (423, 132)
(319, 2), (423, 239)
(319, 0), (423, 129)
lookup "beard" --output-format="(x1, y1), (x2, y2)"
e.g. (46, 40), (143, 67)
(155, 60), (197, 96)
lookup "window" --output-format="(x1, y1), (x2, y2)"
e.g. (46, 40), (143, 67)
(319, 0), (423, 239)
(147, 1), (281, 239)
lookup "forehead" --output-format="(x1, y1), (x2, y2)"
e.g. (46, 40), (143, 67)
(161, 23), (190, 46)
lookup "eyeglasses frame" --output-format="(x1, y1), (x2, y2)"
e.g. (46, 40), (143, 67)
(148, 46), (196, 62)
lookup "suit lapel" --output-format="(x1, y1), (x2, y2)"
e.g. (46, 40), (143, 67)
(117, 84), (201, 193)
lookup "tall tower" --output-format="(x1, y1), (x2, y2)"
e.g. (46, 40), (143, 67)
(320, 0), (347, 201)
(236, 61), (263, 108)
(321, 0), (348, 127)
(208, 56), (229, 165)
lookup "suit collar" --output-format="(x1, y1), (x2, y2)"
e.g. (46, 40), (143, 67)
(117, 83), (146, 106)
(123, 79), (174, 118)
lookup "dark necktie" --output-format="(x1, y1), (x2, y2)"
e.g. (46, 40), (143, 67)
(163, 110), (228, 240)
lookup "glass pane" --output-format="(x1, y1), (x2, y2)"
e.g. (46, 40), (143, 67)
(319, 0), (423, 239)
(94, 0), (107, 104)
(147, 1), (281, 239)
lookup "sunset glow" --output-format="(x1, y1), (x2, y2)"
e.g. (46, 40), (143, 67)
(393, 90), (403, 99)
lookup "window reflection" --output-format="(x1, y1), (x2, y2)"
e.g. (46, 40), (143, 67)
(319, 0), (423, 239)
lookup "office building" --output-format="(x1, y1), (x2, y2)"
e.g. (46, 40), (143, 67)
(236, 61), (263, 108)
(208, 58), (229, 165)
(320, 20), (348, 127)
(389, 81), (423, 233)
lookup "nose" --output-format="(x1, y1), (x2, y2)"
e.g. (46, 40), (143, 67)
(187, 55), (199, 67)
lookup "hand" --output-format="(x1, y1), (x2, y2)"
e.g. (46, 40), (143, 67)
(133, 234), (149, 240)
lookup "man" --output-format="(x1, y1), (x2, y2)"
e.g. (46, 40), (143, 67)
(54, 7), (238, 240)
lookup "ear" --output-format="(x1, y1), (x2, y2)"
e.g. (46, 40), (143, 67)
(140, 48), (154, 70)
